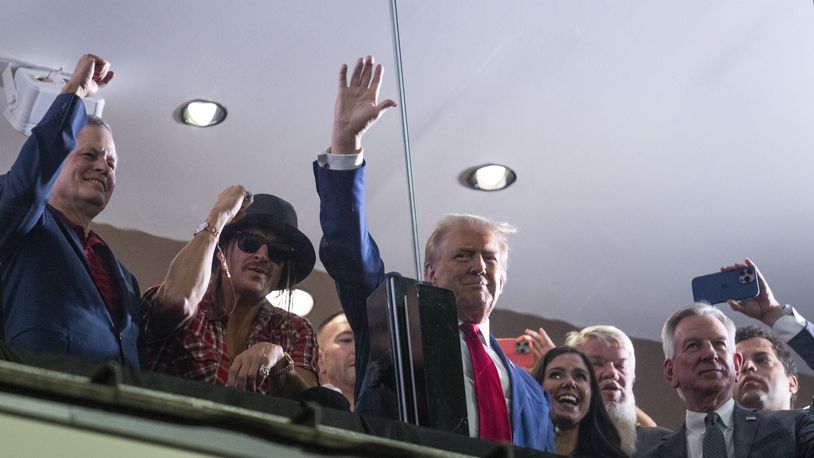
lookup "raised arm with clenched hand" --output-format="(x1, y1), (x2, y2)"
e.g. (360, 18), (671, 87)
(62, 53), (114, 99)
(150, 185), (252, 334)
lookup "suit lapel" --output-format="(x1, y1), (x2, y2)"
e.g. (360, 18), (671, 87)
(489, 334), (512, 373)
(732, 404), (760, 458)
(488, 334), (519, 424)
(655, 424), (687, 458)
(49, 205), (90, 270)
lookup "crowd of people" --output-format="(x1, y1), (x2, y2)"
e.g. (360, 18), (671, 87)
(1, 52), (813, 456)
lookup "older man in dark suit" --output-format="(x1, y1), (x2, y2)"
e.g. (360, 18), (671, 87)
(638, 303), (814, 457)
(0, 54), (140, 367)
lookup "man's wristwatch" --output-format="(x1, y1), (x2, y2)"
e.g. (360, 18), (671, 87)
(194, 222), (219, 238)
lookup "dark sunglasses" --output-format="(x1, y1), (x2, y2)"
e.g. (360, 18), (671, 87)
(235, 232), (294, 263)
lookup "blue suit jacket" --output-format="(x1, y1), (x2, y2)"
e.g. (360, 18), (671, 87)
(313, 161), (554, 452)
(636, 403), (814, 457)
(0, 93), (140, 367)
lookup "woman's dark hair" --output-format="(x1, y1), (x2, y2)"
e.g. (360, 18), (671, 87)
(533, 346), (627, 458)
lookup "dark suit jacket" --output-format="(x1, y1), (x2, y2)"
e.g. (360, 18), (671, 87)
(0, 93), (140, 367)
(313, 161), (555, 452)
(788, 320), (814, 371)
(637, 403), (814, 458)
(634, 425), (672, 456)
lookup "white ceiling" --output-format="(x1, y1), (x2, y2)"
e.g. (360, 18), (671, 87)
(2, 1), (814, 369)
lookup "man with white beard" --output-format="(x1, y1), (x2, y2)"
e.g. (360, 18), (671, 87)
(564, 325), (670, 455)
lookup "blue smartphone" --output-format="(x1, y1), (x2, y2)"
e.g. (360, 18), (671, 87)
(691, 267), (760, 305)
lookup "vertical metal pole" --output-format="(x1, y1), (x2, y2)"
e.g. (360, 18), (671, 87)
(389, 0), (424, 281)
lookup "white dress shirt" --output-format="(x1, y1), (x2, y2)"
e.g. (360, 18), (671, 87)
(317, 149), (364, 169)
(771, 305), (807, 342)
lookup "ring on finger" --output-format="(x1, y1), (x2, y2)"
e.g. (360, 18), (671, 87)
(258, 365), (271, 377)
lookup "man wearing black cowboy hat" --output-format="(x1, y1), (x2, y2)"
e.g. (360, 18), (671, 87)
(139, 186), (319, 397)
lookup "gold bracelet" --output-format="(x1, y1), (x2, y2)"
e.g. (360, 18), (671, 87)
(268, 352), (294, 378)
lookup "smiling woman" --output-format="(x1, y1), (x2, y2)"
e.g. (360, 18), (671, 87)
(533, 347), (627, 458)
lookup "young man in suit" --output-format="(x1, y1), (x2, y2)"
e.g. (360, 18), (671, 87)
(733, 326), (798, 411)
(312, 56), (554, 452)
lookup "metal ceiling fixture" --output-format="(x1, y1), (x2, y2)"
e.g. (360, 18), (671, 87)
(180, 100), (227, 127)
(463, 164), (517, 191)
(2, 59), (104, 136)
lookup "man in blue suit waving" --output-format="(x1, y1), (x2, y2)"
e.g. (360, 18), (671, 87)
(313, 56), (554, 452)
(0, 54), (140, 367)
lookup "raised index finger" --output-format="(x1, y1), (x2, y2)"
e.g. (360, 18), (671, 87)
(537, 327), (555, 346)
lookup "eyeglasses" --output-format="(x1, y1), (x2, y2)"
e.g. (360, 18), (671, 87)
(235, 232), (293, 264)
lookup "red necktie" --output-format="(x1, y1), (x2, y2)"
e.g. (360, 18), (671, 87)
(460, 323), (512, 443)
(84, 235), (122, 328)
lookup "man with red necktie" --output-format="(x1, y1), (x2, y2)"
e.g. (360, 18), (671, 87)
(0, 54), (140, 367)
(313, 56), (554, 452)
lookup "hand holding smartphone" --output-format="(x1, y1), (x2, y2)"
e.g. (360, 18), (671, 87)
(496, 337), (536, 369)
(691, 266), (760, 305)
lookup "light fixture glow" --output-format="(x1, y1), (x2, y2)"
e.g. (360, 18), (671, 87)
(475, 165), (509, 189)
(185, 102), (216, 125)
(180, 100), (227, 127)
(266, 288), (314, 317)
(465, 163), (517, 191)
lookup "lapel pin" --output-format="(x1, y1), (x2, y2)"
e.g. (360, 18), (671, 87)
(745, 416), (757, 421)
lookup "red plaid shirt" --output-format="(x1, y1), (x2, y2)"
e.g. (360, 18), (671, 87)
(140, 285), (318, 394)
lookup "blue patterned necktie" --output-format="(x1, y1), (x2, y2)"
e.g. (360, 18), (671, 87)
(703, 413), (727, 458)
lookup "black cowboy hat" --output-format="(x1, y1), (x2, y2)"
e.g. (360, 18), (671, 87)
(220, 194), (315, 290)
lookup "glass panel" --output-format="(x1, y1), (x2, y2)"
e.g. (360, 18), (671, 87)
(394, 1), (814, 345)
(394, 1), (814, 427)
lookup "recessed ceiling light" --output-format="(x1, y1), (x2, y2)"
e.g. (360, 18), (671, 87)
(464, 164), (517, 191)
(266, 288), (314, 317)
(180, 100), (226, 127)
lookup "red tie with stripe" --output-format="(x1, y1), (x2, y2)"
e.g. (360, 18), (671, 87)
(460, 323), (512, 443)
(84, 234), (122, 328)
